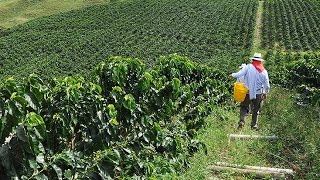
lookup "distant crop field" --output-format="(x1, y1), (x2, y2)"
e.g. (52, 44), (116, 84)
(0, 0), (257, 81)
(262, 0), (320, 51)
(0, 0), (109, 28)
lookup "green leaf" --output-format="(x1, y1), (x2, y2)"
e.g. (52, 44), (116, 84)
(95, 62), (106, 77)
(30, 86), (43, 102)
(139, 72), (153, 91)
(172, 78), (181, 92)
(107, 104), (117, 118)
(123, 94), (135, 111)
(28, 74), (43, 93)
(4, 77), (18, 94)
(66, 84), (81, 103)
(38, 141), (45, 153)
(154, 122), (161, 132)
(90, 82), (102, 94)
(110, 118), (119, 126)
(32, 126), (45, 140)
(24, 92), (39, 110)
(35, 173), (48, 180)
(51, 164), (63, 180)
(97, 164), (112, 180)
(0, 144), (16, 175)
(64, 169), (73, 179)
(142, 135), (150, 143)
(16, 125), (28, 142)
(107, 149), (121, 165)
(25, 112), (45, 127)
(8, 101), (22, 118)
(71, 113), (78, 126)
(29, 134), (40, 155)
(112, 149), (121, 162)
(111, 86), (123, 103)
(122, 148), (131, 154)
(28, 159), (37, 169)
(36, 153), (45, 164)
(11, 92), (27, 107)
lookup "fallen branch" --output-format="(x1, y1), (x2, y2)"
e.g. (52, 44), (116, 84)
(215, 162), (294, 174)
(228, 134), (278, 140)
(208, 165), (286, 178)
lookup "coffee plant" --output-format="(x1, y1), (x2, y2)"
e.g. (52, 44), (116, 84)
(266, 51), (320, 106)
(0, 54), (232, 179)
(262, 0), (320, 51)
(0, 0), (257, 81)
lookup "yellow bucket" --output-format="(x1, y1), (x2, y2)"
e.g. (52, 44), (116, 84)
(233, 82), (248, 102)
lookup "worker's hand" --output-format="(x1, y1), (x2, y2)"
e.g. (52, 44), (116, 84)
(261, 94), (267, 100)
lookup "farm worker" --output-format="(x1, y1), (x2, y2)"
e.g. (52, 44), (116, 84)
(238, 63), (264, 115)
(230, 53), (270, 130)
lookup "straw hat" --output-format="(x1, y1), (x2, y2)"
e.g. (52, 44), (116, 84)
(250, 53), (264, 61)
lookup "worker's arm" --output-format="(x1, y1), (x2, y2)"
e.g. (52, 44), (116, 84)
(230, 64), (248, 79)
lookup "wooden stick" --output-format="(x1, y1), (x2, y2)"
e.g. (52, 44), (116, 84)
(215, 162), (294, 174)
(208, 165), (286, 178)
(228, 134), (278, 139)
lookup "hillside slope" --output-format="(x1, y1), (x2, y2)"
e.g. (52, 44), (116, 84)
(0, 0), (257, 81)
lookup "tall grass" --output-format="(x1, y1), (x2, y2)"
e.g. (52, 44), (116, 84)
(263, 86), (320, 179)
(180, 87), (320, 179)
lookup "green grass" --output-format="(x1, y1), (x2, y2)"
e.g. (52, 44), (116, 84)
(262, 86), (320, 178)
(178, 104), (273, 179)
(0, 0), (110, 29)
(251, 0), (264, 54)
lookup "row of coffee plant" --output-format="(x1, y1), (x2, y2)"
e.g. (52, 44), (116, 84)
(262, 0), (320, 50)
(0, 54), (232, 179)
(266, 51), (320, 106)
(0, 0), (257, 81)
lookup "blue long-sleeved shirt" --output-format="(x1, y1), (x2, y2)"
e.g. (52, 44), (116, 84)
(232, 64), (270, 100)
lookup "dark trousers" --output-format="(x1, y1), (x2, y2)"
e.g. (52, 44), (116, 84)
(239, 94), (263, 127)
